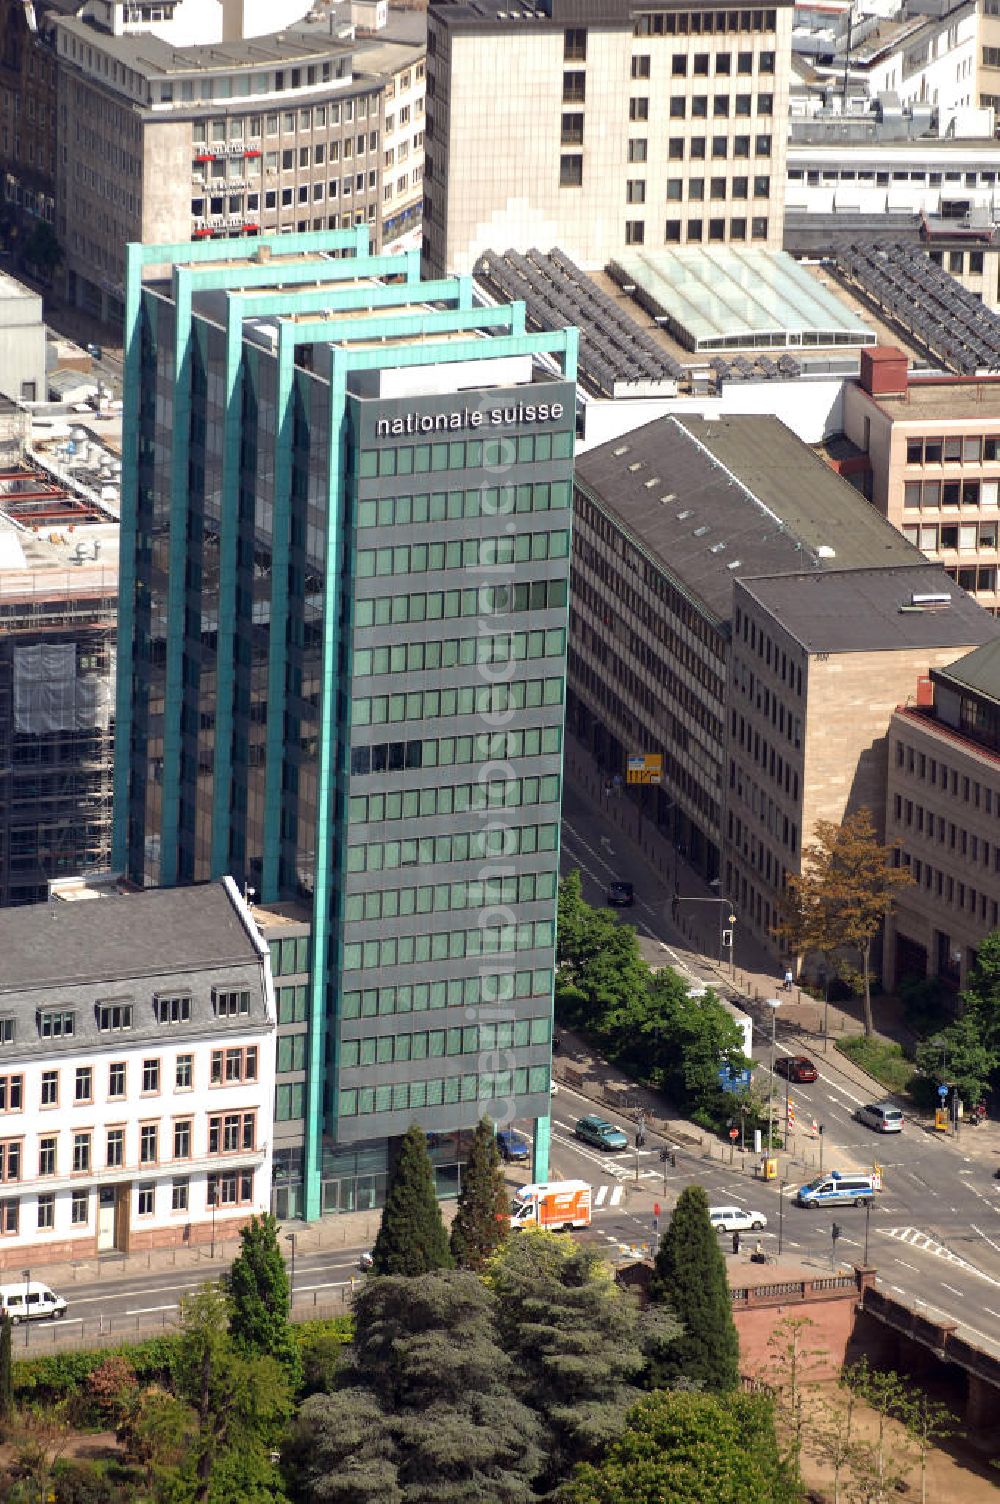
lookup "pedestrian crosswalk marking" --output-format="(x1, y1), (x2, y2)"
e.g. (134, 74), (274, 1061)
(610, 1185), (623, 1207)
(594, 1186), (608, 1207)
(591, 1184), (626, 1210)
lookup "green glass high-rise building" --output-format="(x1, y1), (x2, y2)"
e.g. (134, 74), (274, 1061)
(113, 229), (577, 1219)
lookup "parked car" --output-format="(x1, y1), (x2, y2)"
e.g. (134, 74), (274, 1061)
(497, 1127), (531, 1163)
(606, 881), (635, 907)
(775, 1055), (818, 1083)
(574, 1114), (629, 1152)
(708, 1206), (768, 1233)
(854, 1102), (903, 1133)
(85, 342), (103, 361)
(359, 1250), (374, 1271)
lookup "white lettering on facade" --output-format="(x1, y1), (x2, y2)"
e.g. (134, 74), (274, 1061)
(375, 401), (565, 439)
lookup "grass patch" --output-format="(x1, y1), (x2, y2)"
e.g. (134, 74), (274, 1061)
(836, 1035), (915, 1096)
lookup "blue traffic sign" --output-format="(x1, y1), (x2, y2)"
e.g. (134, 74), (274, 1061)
(937, 1084), (949, 1099)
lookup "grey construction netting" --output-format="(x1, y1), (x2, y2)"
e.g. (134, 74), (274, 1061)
(13, 643), (115, 734)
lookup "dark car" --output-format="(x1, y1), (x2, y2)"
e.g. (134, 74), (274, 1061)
(85, 342), (103, 361)
(775, 1055), (818, 1084)
(496, 1128), (530, 1163)
(606, 881), (635, 907)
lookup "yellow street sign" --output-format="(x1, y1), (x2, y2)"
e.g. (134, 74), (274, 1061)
(626, 753), (663, 785)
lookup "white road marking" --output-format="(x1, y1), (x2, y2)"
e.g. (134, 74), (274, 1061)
(610, 1186), (624, 1207)
(594, 1186), (608, 1207)
(971, 1223), (1000, 1258)
(125, 1304), (177, 1316)
(894, 1259), (919, 1272)
(295, 1280), (351, 1294)
(941, 1283), (964, 1298)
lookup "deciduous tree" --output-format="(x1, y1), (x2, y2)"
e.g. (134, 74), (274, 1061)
(449, 1116), (509, 1271)
(558, 1388), (798, 1504)
(775, 808), (913, 1036)
(648, 1184), (739, 1392)
(370, 1125), (453, 1276)
(0, 1311), (13, 1430)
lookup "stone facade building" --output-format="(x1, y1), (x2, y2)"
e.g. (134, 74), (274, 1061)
(423, 0), (793, 275)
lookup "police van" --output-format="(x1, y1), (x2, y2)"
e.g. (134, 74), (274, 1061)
(795, 1170), (875, 1208)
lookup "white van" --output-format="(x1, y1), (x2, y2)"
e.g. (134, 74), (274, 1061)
(0, 1281), (67, 1324)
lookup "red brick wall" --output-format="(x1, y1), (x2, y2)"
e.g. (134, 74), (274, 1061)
(734, 1293), (860, 1381)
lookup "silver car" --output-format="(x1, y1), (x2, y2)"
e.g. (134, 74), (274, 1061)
(855, 1101), (903, 1133)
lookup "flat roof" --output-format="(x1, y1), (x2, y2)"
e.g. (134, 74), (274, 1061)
(0, 881), (257, 993)
(609, 248), (876, 353)
(57, 14), (354, 76)
(868, 378), (1000, 420)
(573, 413), (920, 622)
(738, 567), (1000, 654)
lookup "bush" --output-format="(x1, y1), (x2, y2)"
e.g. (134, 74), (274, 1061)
(837, 1035), (917, 1096)
(14, 1336), (181, 1404)
(293, 1317), (352, 1398)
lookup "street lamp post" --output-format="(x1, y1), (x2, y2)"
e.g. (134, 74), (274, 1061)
(674, 891), (738, 977)
(21, 1268), (29, 1350)
(286, 1232), (297, 1310)
(864, 1199), (871, 1265)
(766, 998), (783, 1155)
(778, 1180), (786, 1256)
(209, 1183), (217, 1259)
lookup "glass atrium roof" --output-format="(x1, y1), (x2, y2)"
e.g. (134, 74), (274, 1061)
(608, 248), (876, 353)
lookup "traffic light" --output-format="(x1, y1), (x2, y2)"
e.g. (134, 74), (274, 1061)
(659, 1146), (669, 1162)
(635, 1130), (646, 1149)
(831, 1222), (841, 1243)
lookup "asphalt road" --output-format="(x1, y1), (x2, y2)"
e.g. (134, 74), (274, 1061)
(17, 777), (1000, 1356)
(557, 777), (1000, 1358)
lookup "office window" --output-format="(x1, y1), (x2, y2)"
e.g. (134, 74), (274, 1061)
(625, 219), (645, 244)
(687, 219), (703, 241)
(709, 217), (725, 240)
(711, 176), (727, 198)
(626, 179), (646, 203)
(210, 1046), (258, 1084)
(37, 1193), (54, 1231)
(627, 137), (647, 162)
(672, 55), (687, 75)
(174, 1120), (192, 1159)
(71, 1191), (89, 1225)
(752, 216), (768, 238)
(176, 1054), (193, 1090)
(109, 1062), (126, 1098)
(208, 1170), (254, 1207)
(0, 1200), (16, 1236)
(140, 1124), (158, 1165)
(213, 989), (250, 1018)
(38, 1137), (56, 1176)
(665, 219), (682, 242)
(137, 1184), (155, 1217)
(559, 153), (583, 187)
(74, 1067), (92, 1103)
(142, 1059), (160, 1094)
(631, 55), (650, 78)
(668, 138), (685, 160)
(106, 1127), (124, 1168)
(155, 995), (191, 1024)
(562, 70), (586, 102)
(0, 1020), (14, 1045)
(172, 1178), (190, 1212)
(72, 1132), (91, 1173)
(40, 1071), (57, 1108)
(0, 1141), (20, 1183)
(689, 177), (705, 200)
(630, 97), (649, 120)
(561, 112), (584, 145)
(96, 1001), (132, 1033)
(38, 1011), (74, 1039)
(209, 1112), (256, 1154)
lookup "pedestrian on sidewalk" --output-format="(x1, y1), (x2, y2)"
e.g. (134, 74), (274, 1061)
(783, 967), (794, 992)
(732, 1229), (741, 1256)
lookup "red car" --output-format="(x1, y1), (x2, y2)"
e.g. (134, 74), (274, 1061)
(775, 1055), (818, 1083)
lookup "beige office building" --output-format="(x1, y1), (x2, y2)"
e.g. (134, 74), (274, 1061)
(842, 348), (1000, 618)
(885, 642), (1000, 992)
(423, 0), (793, 276)
(726, 570), (1000, 960)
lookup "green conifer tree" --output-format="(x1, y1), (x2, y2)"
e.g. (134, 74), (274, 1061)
(648, 1183), (740, 1391)
(450, 1116), (509, 1271)
(371, 1124), (454, 1276)
(0, 1312), (12, 1429)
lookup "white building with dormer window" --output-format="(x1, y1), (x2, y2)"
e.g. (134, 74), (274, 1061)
(0, 875), (274, 1269)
